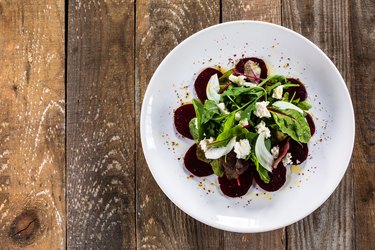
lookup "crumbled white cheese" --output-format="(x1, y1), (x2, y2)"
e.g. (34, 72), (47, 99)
(272, 85), (284, 99)
(239, 118), (249, 127)
(234, 139), (251, 159)
(296, 159), (301, 164)
(228, 74), (239, 83)
(217, 102), (229, 114)
(199, 137), (214, 152)
(235, 111), (242, 121)
(237, 75), (247, 86)
(282, 153), (293, 166)
(255, 120), (271, 139)
(228, 74), (257, 88)
(254, 101), (271, 118)
(271, 146), (280, 159)
(243, 81), (257, 88)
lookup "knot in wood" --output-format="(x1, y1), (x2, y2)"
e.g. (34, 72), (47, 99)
(9, 210), (40, 245)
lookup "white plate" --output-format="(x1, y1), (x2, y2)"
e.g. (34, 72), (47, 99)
(140, 21), (355, 233)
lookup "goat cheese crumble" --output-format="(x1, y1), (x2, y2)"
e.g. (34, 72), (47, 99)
(234, 139), (251, 159)
(255, 120), (271, 139)
(254, 101), (271, 118)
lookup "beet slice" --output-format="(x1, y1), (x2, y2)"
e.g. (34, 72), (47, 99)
(306, 113), (315, 136)
(174, 104), (195, 139)
(288, 139), (309, 164)
(194, 68), (223, 102)
(254, 163), (286, 192)
(286, 78), (307, 101)
(184, 144), (213, 177)
(218, 167), (253, 197)
(235, 57), (268, 79)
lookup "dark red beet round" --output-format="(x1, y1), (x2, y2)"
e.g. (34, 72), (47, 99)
(235, 57), (268, 79)
(306, 113), (315, 136)
(194, 68), (223, 102)
(218, 168), (253, 197)
(286, 78), (307, 101)
(184, 144), (213, 177)
(254, 163), (286, 192)
(174, 104), (195, 139)
(288, 139), (309, 164)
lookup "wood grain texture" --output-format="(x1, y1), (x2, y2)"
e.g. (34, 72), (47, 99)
(67, 0), (135, 248)
(282, 0), (354, 249)
(350, 0), (375, 248)
(222, 0), (281, 24)
(0, 0), (65, 249)
(221, 1), (285, 249)
(135, 0), (226, 249)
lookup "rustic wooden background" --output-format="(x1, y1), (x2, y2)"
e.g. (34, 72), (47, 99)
(0, 0), (373, 249)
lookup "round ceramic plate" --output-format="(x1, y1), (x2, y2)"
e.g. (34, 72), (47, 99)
(140, 21), (355, 233)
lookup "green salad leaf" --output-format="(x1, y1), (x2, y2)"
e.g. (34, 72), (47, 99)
(296, 100), (312, 110)
(251, 153), (270, 183)
(192, 99), (204, 140)
(188, 118), (200, 142)
(202, 100), (220, 124)
(222, 112), (235, 132)
(219, 69), (234, 81)
(270, 108), (311, 143)
(211, 126), (247, 148)
(210, 159), (224, 177)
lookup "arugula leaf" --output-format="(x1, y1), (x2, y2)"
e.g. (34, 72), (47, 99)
(266, 82), (281, 94)
(210, 126), (247, 147)
(210, 159), (224, 177)
(222, 112), (235, 132)
(251, 153), (270, 183)
(270, 108), (311, 143)
(219, 69), (234, 82)
(258, 75), (286, 87)
(221, 86), (253, 96)
(281, 92), (290, 102)
(201, 100), (220, 124)
(296, 101), (312, 110)
(188, 118), (199, 142)
(192, 99), (204, 140)
(265, 138), (272, 151)
(282, 83), (300, 89)
(245, 132), (258, 143)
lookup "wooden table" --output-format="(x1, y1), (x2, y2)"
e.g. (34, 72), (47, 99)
(0, 0), (373, 249)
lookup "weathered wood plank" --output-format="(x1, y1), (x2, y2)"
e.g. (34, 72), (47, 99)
(222, 0), (281, 24)
(0, 1), (65, 249)
(67, 0), (135, 248)
(282, 0), (354, 249)
(349, 0), (375, 248)
(221, 1), (285, 249)
(135, 1), (225, 249)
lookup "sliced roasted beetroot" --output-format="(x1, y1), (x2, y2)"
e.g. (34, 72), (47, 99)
(184, 144), (213, 177)
(306, 113), (315, 136)
(194, 68), (222, 102)
(288, 139), (309, 164)
(235, 57), (268, 79)
(255, 163), (286, 192)
(174, 104), (195, 139)
(286, 78), (307, 101)
(218, 167), (253, 197)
